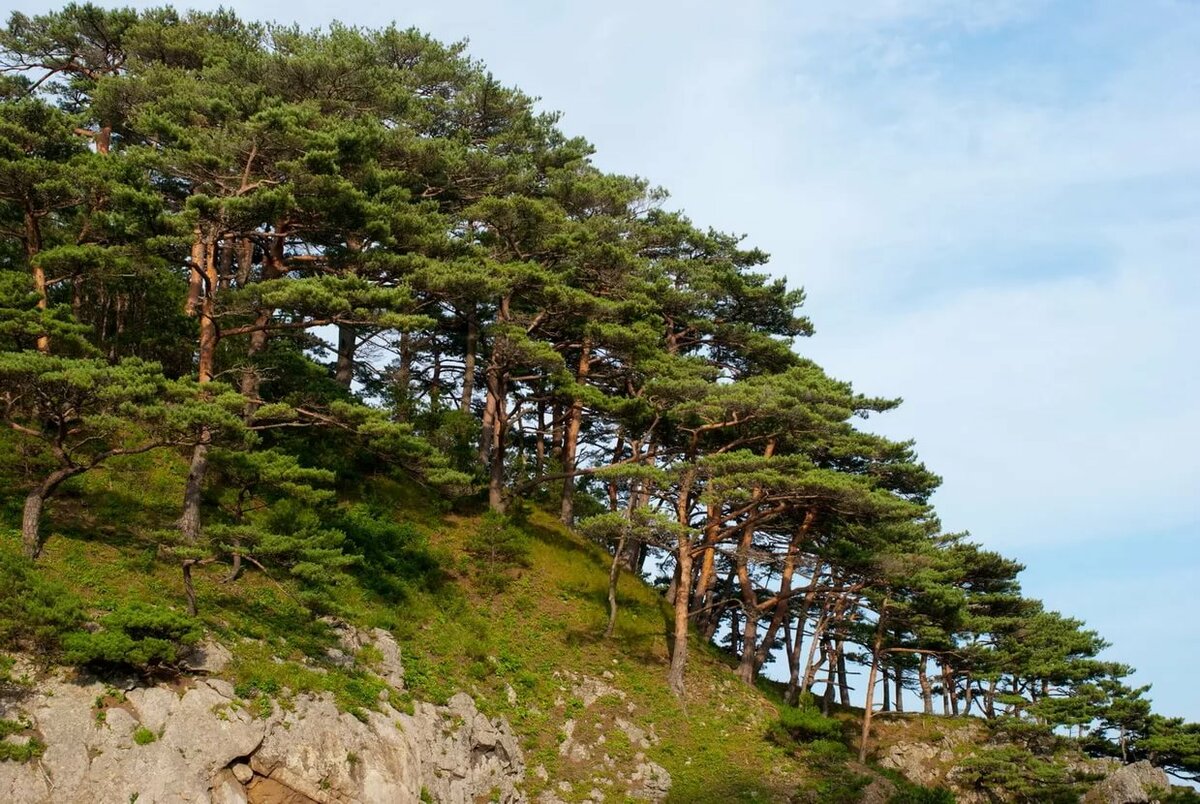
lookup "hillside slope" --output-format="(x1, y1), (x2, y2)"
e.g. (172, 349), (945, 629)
(0, 444), (1190, 804)
(0, 445), (821, 802)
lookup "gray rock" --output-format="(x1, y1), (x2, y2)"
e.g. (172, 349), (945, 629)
(184, 638), (233, 674)
(321, 618), (405, 690)
(630, 760), (672, 801)
(1083, 760), (1171, 804)
(0, 648), (524, 804)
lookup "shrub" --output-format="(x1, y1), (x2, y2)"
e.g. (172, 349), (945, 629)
(889, 783), (957, 804)
(465, 512), (530, 593)
(0, 737), (44, 762)
(63, 602), (201, 672)
(0, 548), (84, 655)
(778, 703), (844, 742)
(132, 725), (156, 745)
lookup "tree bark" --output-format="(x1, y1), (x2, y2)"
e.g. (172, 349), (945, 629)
(666, 468), (697, 697)
(919, 653), (934, 714)
(605, 527), (627, 639)
(239, 232), (283, 420)
(23, 466), (84, 559)
(335, 324), (356, 387)
(755, 517), (817, 673)
(559, 337), (591, 525)
(24, 207), (48, 353)
(460, 311), (477, 414)
(836, 641), (851, 705)
(858, 607), (887, 763)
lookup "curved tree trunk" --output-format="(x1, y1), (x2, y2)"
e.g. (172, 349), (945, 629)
(22, 467), (82, 559)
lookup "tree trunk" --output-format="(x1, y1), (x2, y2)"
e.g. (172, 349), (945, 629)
(239, 232), (283, 420)
(802, 609), (831, 692)
(618, 439), (654, 572)
(895, 665), (904, 713)
(858, 610), (887, 763)
(836, 642), (851, 706)
(606, 431), (624, 512)
(395, 331), (413, 419)
(535, 393), (546, 477)
(460, 311), (477, 414)
(177, 439), (210, 544)
(943, 664), (959, 716)
(666, 536), (693, 697)
(666, 468), (697, 697)
(21, 490), (45, 559)
(605, 528), (627, 639)
(335, 325), (356, 387)
(23, 467), (83, 559)
(919, 654), (934, 714)
(822, 645), (836, 715)
(882, 666), (891, 712)
(784, 616), (803, 705)
(737, 605), (758, 684)
(559, 337), (592, 525)
(755, 519), (817, 672)
(24, 207), (48, 353)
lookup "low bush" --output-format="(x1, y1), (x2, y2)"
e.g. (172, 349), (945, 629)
(63, 602), (201, 672)
(0, 547), (84, 655)
(777, 703), (844, 742)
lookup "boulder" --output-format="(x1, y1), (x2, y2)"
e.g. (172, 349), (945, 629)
(1083, 760), (1172, 804)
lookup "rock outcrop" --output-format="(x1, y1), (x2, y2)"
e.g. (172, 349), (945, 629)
(1081, 760), (1171, 804)
(0, 646), (524, 804)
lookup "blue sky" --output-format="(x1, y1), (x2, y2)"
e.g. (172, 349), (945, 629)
(16, 0), (1198, 717)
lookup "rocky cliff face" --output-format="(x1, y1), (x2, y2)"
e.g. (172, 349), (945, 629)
(0, 630), (526, 804)
(872, 717), (1174, 804)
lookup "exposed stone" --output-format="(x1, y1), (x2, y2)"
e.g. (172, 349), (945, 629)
(0, 649), (523, 804)
(321, 618), (405, 691)
(630, 759), (672, 801)
(1082, 760), (1172, 804)
(184, 638), (233, 674)
(211, 768), (251, 804)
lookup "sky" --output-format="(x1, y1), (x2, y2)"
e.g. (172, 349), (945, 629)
(11, 0), (1198, 717)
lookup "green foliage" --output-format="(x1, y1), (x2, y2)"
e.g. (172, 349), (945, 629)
(132, 725), (157, 745)
(954, 744), (1085, 804)
(465, 512), (530, 593)
(63, 602), (201, 672)
(331, 504), (442, 599)
(887, 777), (957, 804)
(773, 703), (844, 744)
(0, 546), (84, 654)
(0, 735), (44, 762)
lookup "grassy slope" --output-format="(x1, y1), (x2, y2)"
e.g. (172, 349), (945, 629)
(0, 438), (816, 803)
